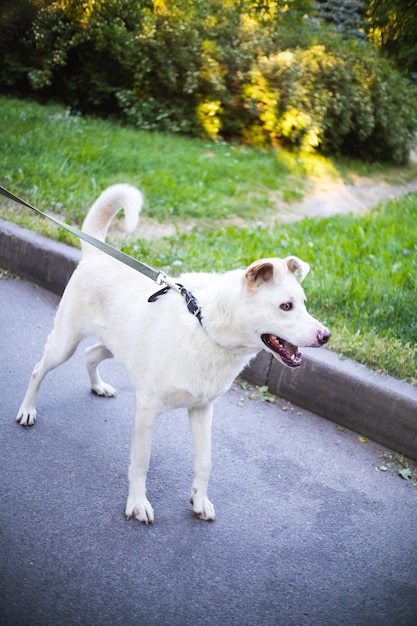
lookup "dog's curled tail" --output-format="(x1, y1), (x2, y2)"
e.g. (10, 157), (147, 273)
(81, 184), (143, 254)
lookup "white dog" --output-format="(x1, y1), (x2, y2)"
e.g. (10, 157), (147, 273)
(16, 184), (330, 523)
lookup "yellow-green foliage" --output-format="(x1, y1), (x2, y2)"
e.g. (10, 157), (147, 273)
(1, 0), (416, 162)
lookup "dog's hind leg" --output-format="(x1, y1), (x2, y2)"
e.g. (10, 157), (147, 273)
(16, 325), (83, 427)
(189, 403), (216, 521)
(85, 343), (116, 397)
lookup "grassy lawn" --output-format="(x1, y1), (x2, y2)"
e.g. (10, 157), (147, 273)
(1, 97), (416, 384)
(0, 96), (318, 223)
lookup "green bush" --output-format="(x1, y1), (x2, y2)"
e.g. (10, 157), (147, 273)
(239, 41), (417, 163)
(1, 0), (416, 162)
(26, 0), (148, 113)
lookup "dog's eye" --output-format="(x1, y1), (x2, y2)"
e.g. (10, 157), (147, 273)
(280, 302), (293, 312)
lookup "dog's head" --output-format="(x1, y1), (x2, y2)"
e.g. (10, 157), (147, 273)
(244, 256), (330, 368)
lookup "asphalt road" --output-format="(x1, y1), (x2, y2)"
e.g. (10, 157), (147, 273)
(1, 276), (417, 626)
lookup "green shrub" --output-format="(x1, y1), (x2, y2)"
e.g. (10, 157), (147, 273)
(1, 0), (416, 163)
(239, 41), (417, 163)
(26, 0), (148, 113)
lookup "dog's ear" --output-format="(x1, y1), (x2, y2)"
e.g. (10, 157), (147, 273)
(245, 259), (286, 289)
(245, 260), (274, 289)
(285, 256), (310, 283)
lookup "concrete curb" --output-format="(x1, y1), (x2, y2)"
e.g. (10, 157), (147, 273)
(242, 351), (417, 461)
(1, 218), (417, 461)
(0, 219), (79, 295)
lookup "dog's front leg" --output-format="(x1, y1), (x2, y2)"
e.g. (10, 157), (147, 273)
(189, 404), (216, 521)
(125, 393), (157, 524)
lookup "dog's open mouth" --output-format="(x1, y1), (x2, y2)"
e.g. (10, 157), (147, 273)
(261, 334), (302, 368)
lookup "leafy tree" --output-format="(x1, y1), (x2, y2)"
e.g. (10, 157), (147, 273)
(367, 0), (417, 74)
(0, 0), (39, 91)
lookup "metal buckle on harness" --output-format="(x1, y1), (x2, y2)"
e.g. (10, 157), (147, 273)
(155, 271), (169, 286)
(148, 273), (183, 302)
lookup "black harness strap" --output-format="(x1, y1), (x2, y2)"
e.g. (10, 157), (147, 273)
(148, 282), (203, 324)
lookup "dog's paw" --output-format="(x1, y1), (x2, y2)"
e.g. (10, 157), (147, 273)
(125, 496), (155, 525)
(190, 493), (216, 521)
(91, 382), (117, 397)
(16, 406), (37, 427)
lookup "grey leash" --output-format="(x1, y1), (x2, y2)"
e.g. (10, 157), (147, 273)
(0, 185), (203, 324)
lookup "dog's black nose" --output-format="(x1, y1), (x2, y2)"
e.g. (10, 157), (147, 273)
(317, 329), (331, 346)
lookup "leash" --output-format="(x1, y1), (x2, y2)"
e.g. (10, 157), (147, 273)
(0, 185), (203, 324)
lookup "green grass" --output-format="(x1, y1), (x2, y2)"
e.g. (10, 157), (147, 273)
(0, 96), (317, 224)
(1, 97), (416, 384)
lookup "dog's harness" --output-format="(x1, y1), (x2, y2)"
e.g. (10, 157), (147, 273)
(148, 282), (202, 323)
(0, 185), (203, 325)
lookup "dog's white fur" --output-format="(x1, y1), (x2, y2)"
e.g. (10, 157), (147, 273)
(17, 184), (330, 523)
